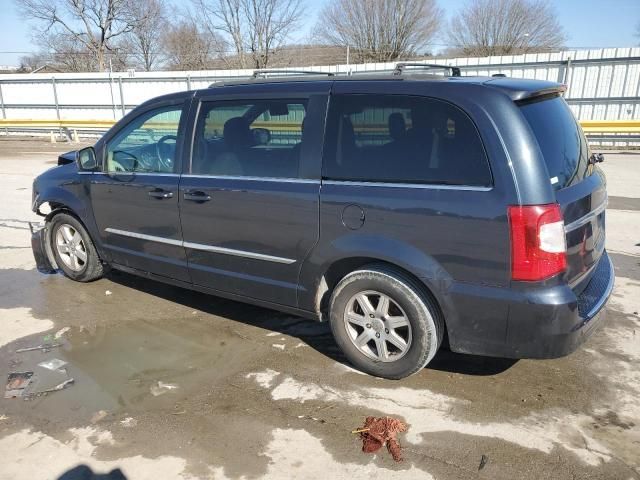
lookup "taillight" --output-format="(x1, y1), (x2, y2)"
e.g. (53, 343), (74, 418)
(508, 204), (567, 281)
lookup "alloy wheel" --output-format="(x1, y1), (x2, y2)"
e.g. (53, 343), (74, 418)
(55, 224), (87, 272)
(343, 290), (412, 362)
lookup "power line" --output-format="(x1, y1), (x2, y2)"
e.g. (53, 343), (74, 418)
(0, 43), (634, 57)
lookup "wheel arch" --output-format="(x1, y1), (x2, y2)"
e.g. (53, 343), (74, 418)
(313, 256), (448, 338)
(41, 201), (107, 265)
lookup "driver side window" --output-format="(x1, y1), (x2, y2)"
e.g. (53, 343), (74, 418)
(106, 107), (182, 174)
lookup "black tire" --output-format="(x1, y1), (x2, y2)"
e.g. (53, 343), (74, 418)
(49, 212), (104, 282)
(329, 264), (444, 379)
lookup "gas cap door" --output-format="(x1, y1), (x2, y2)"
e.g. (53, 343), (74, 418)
(341, 204), (365, 230)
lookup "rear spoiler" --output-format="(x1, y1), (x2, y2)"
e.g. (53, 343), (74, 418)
(484, 78), (567, 102)
(514, 85), (567, 103)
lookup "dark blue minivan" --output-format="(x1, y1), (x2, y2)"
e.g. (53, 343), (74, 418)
(31, 67), (614, 378)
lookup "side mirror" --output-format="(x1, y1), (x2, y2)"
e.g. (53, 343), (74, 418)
(77, 147), (97, 171)
(251, 128), (271, 146)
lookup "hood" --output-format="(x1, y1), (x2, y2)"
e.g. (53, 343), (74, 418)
(58, 150), (77, 166)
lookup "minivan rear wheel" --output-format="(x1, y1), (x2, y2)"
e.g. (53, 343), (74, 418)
(50, 213), (104, 282)
(329, 265), (444, 379)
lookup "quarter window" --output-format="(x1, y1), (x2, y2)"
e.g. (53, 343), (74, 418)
(323, 94), (491, 186)
(192, 99), (307, 178)
(106, 107), (182, 174)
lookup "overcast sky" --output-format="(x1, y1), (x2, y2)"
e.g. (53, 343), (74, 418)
(0, 0), (638, 67)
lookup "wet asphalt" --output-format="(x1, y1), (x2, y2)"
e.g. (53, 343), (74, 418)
(0, 138), (639, 479)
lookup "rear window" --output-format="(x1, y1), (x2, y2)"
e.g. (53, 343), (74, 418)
(520, 96), (590, 190)
(323, 94), (492, 186)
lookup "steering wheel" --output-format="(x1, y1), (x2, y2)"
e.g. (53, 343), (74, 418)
(156, 135), (177, 171)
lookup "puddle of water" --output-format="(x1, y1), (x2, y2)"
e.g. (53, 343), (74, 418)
(2, 316), (267, 423)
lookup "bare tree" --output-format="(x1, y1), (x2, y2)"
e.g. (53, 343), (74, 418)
(192, 0), (305, 69)
(17, 0), (137, 72)
(164, 21), (223, 71)
(127, 0), (168, 71)
(448, 0), (566, 56)
(198, 0), (245, 67)
(32, 33), (100, 72)
(18, 53), (49, 72)
(314, 0), (442, 63)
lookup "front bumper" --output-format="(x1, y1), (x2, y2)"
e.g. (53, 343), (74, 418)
(29, 222), (57, 274)
(448, 251), (614, 359)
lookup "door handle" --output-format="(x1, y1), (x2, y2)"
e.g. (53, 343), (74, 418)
(184, 190), (211, 202)
(148, 188), (173, 199)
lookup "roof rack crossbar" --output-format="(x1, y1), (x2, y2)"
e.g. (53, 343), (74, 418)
(393, 63), (461, 77)
(251, 69), (335, 78)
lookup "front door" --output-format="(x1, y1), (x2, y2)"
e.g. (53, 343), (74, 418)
(179, 94), (327, 306)
(90, 101), (190, 282)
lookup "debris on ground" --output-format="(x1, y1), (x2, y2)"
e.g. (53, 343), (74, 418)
(105, 290), (112, 296)
(54, 327), (71, 339)
(120, 417), (137, 428)
(354, 416), (408, 462)
(479, 454), (489, 471)
(16, 343), (61, 353)
(91, 410), (108, 424)
(37, 358), (68, 371)
(0, 414), (8, 421)
(26, 378), (74, 398)
(21, 364), (75, 399)
(150, 381), (179, 396)
(4, 372), (34, 398)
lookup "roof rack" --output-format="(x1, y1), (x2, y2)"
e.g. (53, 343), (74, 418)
(251, 69), (335, 78)
(393, 63), (461, 77)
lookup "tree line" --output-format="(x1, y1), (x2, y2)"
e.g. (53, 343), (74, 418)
(17, 0), (568, 73)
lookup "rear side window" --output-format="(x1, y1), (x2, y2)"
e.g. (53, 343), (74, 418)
(191, 99), (307, 178)
(323, 94), (491, 186)
(520, 96), (590, 190)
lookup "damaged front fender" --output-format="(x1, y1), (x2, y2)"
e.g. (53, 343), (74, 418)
(29, 222), (57, 274)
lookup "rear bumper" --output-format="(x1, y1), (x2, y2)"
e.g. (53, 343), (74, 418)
(29, 222), (57, 274)
(446, 251), (614, 359)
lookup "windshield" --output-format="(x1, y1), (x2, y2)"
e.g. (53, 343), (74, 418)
(520, 96), (591, 190)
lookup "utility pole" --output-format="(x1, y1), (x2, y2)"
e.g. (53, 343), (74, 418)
(346, 45), (350, 75)
(108, 58), (117, 120)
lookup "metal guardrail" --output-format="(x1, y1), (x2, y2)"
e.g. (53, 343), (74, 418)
(579, 120), (640, 133)
(0, 119), (116, 129)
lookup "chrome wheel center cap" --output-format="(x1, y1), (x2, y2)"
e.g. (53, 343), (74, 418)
(372, 318), (385, 333)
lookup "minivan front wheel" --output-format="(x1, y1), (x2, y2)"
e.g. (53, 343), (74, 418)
(50, 213), (104, 282)
(329, 265), (444, 379)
